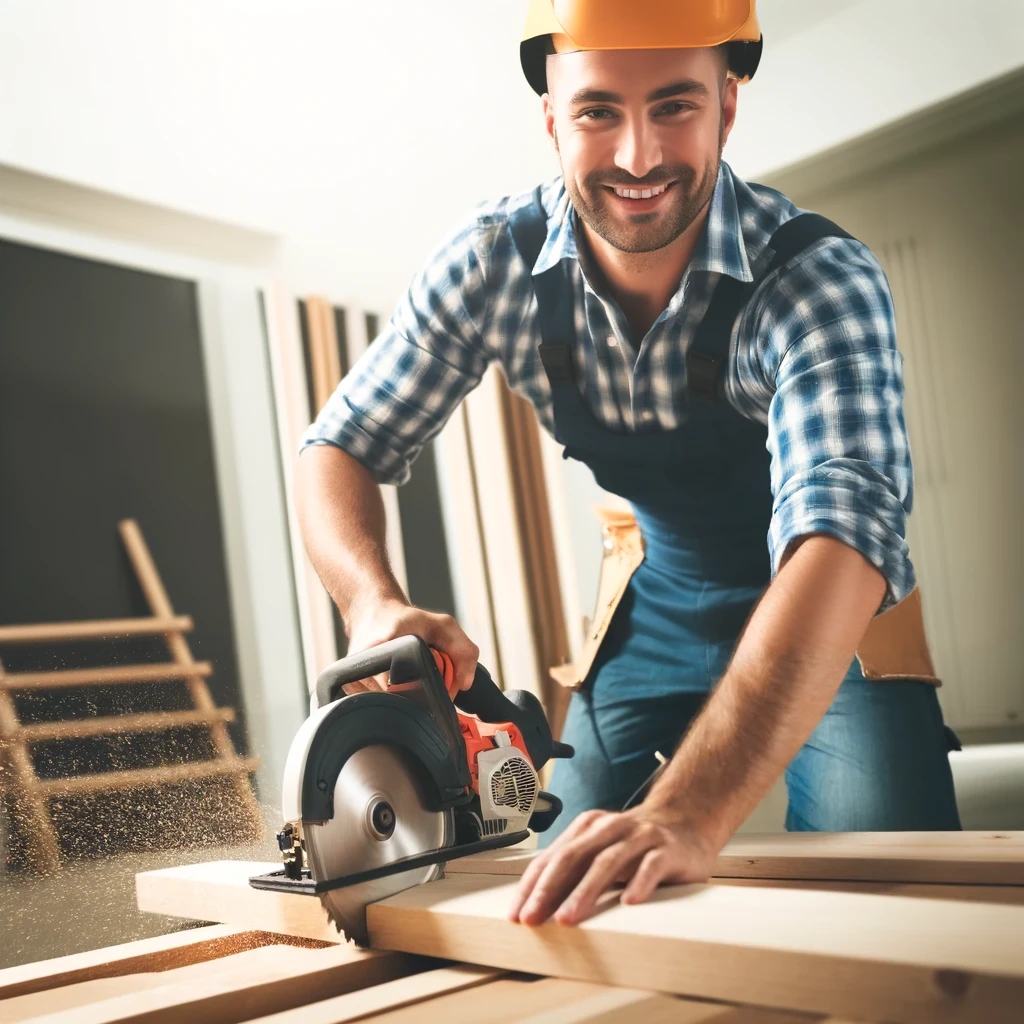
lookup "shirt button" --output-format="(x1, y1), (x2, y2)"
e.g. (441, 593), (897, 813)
(607, 336), (619, 348)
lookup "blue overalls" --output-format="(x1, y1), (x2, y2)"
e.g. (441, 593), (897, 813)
(506, 191), (962, 841)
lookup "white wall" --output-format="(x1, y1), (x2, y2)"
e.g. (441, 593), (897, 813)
(4, 0), (1019, 318)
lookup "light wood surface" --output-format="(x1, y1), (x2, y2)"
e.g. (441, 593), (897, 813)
(0, 926), (260, 1001)
(18, 943), (419, 1024)
(367, 872), (1024, 1023)
(136, 861), (342, 944)
(448, 831), (1024, 886)
(135, 852), (1024, 961)
(243, 965), (500, 1024)
(0, 661), (214, 690)
(0, 617), (193, 645)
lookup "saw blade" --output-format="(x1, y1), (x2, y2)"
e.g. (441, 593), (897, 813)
(303, 743), (453, 945)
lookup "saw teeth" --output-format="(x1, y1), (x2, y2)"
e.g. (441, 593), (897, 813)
(321, 896), (366, 946)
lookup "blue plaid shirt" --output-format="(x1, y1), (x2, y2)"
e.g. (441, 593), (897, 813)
(303, 162), (915, 607)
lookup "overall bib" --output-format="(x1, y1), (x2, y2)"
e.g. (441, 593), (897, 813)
(506, 191), (961, 841)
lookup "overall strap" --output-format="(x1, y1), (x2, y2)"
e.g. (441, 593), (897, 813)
(507, 186), (576, 385)
(687, 212), (856, 403)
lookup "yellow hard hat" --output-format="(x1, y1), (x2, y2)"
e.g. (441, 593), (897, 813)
(520, 0), (763, 95)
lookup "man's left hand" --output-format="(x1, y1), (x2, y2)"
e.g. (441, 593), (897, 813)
(508, 807), (719, 926)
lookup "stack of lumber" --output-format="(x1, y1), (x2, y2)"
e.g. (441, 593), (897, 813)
(3, 831), (1021, 1022)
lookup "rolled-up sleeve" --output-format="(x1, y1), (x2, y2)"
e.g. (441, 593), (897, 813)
(300, 215), (493, 485)
(760, 238), (915, 608)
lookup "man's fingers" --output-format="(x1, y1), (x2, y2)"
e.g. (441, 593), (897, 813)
(509, 812), (604, 920)
(508, 849), (553, 921)
(554, 836), (653, 925)
(516, 815), (635, 925)
(620, 847), (672, 906)
(422, 614), (478, 692)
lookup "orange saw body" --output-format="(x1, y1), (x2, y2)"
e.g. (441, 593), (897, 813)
(251, 635), (573, 944)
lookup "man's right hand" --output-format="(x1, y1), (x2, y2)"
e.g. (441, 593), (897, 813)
(344, 597), (480, 696)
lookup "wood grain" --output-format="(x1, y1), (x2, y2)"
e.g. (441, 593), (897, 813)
(19, 944), (423, 1024)
(136, 861), (343, 944)
(367, 873), (1024, 1024)
(448, 831), (1024, 886)
(243, 965), (501, 1023)
(0, 925), (249, 1001)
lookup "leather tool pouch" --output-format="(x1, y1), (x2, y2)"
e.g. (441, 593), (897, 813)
(550, 507), (940, 690)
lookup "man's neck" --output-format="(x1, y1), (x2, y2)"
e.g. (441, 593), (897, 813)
(579, 203), (711, 344)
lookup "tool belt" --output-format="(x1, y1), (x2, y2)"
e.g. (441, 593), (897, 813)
(550, 507), (939, 692)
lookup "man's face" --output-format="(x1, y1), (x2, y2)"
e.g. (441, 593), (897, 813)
(543, 47), (737, 255)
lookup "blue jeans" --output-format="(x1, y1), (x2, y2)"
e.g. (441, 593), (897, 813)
(541, 673), (962, 845)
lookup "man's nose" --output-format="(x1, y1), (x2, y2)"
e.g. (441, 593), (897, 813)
(614, 116), (662, 180)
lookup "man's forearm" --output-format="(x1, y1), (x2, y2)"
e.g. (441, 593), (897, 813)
(295, 444), (405, 621)
(644, 534), (887, 848)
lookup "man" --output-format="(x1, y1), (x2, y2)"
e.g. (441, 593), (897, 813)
(296, 0), (961, 929)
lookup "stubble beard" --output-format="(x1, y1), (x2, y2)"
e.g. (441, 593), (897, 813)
(563, 145), (723, 256)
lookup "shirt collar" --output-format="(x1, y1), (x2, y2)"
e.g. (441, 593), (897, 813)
(531, 162), (753, 286)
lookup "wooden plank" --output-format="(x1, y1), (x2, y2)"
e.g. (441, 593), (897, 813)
(17, 708), (235, 742)
(352, 976), (806, 1024)
(242, 966), (501, 1024)
(0, 662), (214, 690)
(36, 757), (259, 796)
(447, 831), (1024, 886)
(0, 926), (264, 1000)
(0, 932), (333, 1022)
(135, 858), (1024, 961)
(0, 617), (193, 645)
(17, 943), (423, 1024)
(714, 875), (1024, 906)
(136, 861), (342, 944)
(367, 873), (1024, 1024)
(511, 979), (810, 1024)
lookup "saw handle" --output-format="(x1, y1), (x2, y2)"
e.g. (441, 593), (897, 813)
(454, 663), (574, 771)
(315, 635), (449, 712)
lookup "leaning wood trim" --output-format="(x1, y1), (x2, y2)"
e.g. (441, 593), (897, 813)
(19, 943), (422, 1024)
(0, 662), (214, 691)
(117, 519), (264, 838)
(36, 757), (259, 796)
(0, 617), (193, 645)
(16, 708), (236, 743)
(447, 831), (1024, 886)
(368, 874), (1024, 1024)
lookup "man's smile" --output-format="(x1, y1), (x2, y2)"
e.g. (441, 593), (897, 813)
(603, 179), (676, 211)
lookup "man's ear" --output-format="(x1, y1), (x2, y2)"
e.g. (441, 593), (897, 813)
(542, 92), (556, 145)
(720, 77), (739, 148)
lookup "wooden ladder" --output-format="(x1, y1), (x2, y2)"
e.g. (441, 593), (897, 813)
(0, 519), (262, 873)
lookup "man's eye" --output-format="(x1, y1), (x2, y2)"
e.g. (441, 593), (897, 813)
(579, 108), (615, 121)
(656, 101), (694, 116)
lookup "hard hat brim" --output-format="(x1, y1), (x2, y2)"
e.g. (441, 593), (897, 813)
(520, 0), (763, 95)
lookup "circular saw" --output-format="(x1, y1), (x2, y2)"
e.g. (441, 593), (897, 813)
(250, 635), (573, 944)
